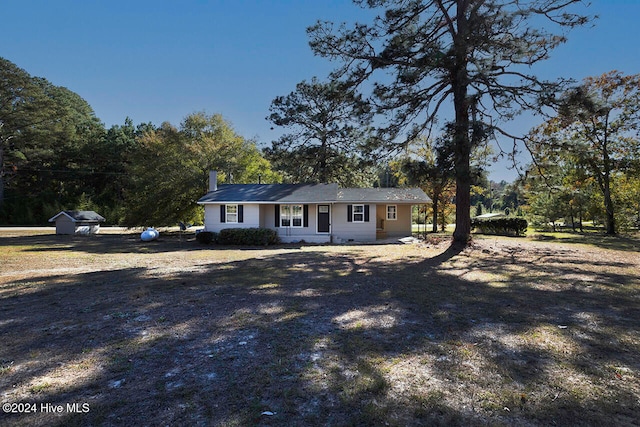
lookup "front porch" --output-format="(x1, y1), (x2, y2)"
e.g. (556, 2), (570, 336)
(376, 219), (387, 240)
(374, 204), (415, 240)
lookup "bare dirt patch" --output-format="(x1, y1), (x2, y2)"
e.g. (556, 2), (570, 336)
(1, 232), (639, 426)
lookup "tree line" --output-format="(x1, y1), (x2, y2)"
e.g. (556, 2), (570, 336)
(2, 1), (639, 235)
(0, 57), (279, 226)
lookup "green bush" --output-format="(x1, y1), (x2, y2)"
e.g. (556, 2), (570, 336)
(218, 228), (280, 246)
(195, 231), (217, 244)
(471, 217), (528, 236)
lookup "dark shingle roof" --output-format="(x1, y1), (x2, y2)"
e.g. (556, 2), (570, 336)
(197, 184), (338, 204)
(337, 188), (430, 203)
(198, 183), (430, 204)
(48, 210), (106, 223)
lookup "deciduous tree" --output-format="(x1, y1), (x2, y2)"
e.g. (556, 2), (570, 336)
(527, 71), (640, 235)
(124, 113), (280, 226)
(400, 136), (455, 232)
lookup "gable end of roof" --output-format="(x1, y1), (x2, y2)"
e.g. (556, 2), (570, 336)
(48, 210), (106, 223)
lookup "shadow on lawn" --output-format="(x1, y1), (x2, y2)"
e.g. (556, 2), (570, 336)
(0, 233), (203, 255)
(1, 242), (639, 426)
(531, 231), (640, 253)
(0, 233), (313, 255)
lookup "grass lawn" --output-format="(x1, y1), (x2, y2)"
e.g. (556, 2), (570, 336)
(0, 230), (639, 426)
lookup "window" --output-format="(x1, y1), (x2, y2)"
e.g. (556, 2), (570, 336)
(347, 204), (369, 223)
(292, 205), (303, 227)
(280, 205), (290, 227)
(280, 204), (303, 227)
(352, 204), (365, 222)
(387, 205), (397, 221)
(226, 204), (238, 223)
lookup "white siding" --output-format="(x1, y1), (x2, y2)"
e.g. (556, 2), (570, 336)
(55, 217), (76, 235)
(259, 204), (270, 228)
(203, 204), (260, 232)
(332, 203), (376, 242)
(267, 204), (331, 244)
(203, 203), (331, 243)
(204, 202), (415, 243)
(262, 205), (276, 230)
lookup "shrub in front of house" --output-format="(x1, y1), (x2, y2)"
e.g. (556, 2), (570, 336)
(471, 217), (528, 236)
(195, 231), (217, 244)
(218, 228), (280, 246)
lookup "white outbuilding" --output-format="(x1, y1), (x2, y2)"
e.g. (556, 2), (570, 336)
(48, 210), (106, 235)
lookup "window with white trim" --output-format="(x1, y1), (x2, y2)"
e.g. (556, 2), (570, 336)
(280, 204), (303, 227)
(352, 204), (365, 223)
(226, 204), (238, 223)
(280, 205), (290, 227)
(292, 205), (303, 227)
(386, 205), (397, 220)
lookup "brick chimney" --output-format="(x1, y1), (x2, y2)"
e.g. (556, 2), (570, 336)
(209, 171), (218, 192)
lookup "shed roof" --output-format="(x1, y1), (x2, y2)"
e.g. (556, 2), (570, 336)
(48, 210), (106, 223)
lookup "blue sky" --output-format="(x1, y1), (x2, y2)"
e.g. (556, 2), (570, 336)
(3, 0), (639, 182)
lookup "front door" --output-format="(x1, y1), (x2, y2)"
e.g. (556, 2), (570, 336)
(317, 204), (330, 233)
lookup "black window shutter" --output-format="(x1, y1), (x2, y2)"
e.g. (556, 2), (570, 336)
(303, 205), (309, 227)
(274, 204), (280, 227)
(347, 205), (353, 222)
(238, 205), (244, 223)
(364, 205), (370, 222)
(220, 205), (226, 223)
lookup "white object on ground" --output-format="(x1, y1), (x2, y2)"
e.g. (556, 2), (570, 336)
(141, 227), (159, 241)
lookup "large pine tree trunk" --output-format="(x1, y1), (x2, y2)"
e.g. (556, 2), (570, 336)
(451, 85), (472, 242)
(451, 3), (472, 244)
(453, 153), (472, 243)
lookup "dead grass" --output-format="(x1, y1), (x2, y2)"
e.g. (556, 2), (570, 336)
(0, 231), (639, 426)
